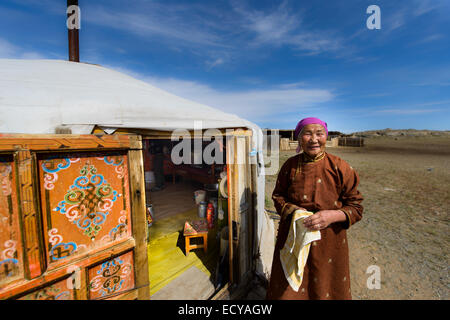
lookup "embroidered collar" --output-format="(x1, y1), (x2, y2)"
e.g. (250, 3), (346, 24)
(292, 151), (326, 181)
(301, 151), (326, 163)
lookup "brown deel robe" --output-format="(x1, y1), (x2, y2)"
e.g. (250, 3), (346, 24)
(266, 152), (364, 300)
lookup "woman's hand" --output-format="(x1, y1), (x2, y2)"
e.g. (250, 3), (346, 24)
(303, 210), (347, 230)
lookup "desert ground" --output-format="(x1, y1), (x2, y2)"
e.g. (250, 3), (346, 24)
(251, 133), (449, 300)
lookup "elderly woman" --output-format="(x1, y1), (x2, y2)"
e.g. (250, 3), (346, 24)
(266, 117), (363, 300)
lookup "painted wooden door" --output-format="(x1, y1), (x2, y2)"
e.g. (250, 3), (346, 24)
(0, 134), (149, 300)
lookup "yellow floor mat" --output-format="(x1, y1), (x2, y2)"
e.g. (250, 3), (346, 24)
(147, 207), (220, 296)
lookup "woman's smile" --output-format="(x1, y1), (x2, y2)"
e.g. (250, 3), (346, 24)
(298, 123), (327, 157)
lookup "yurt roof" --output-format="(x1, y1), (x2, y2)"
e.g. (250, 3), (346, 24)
(0, 59), (253, 134)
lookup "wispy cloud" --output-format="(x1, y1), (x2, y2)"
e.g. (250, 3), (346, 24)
(0, 38), (46, 59)
(142, 76), (333, 121)
(231, 0), (344, 55)
(382, 0), (450, 33)
(351, 100), (450, 117)
(276, 82), (308, 90)
(206, 58), (225, 70)
(0, 38), (17, 57)
(2, 0), (366, 66)
(108, 65), (334, 122)
(84, 3), (227, 49)
(78, 0), (350, 66)
(411, 80), (450, 87)
(6, 0), (64, 15)
(232, 0), (301, 46)
(409, 33), (445, 46)
(375, 108), (443, 115)
(411, 0), (448, 17)
(360, 92), (393, 98)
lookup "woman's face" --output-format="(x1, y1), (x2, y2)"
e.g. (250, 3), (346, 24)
(298, 124), (327, 157)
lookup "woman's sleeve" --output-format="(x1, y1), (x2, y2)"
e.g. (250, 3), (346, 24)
(272, 157), (301, 221)
(339, 161), (364, 229)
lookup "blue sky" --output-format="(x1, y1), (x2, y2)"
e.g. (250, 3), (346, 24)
(1, 0), (449, 133)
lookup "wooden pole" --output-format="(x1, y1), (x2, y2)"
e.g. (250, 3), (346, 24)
(128, 136), (150, 299)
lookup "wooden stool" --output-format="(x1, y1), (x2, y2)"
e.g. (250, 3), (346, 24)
(183, 220), (208, 255)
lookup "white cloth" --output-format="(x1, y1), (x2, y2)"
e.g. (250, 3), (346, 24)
(280, 210), (321, 292)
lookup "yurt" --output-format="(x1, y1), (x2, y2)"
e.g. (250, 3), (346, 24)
(0, 59), (274, 300)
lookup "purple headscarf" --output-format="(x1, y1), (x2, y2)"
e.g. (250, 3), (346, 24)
(294, 117), (328, 140)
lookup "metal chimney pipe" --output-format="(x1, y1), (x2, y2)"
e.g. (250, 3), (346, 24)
(67, 0), (79, 62)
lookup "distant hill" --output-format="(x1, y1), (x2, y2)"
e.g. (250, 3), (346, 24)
(351, 128), (450, 137)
